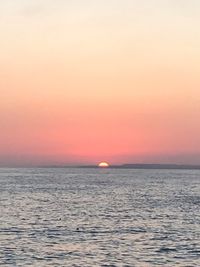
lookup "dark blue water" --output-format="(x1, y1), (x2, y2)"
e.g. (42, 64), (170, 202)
(0, 168), (199, 266)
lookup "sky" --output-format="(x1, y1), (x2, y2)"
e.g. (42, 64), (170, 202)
(1, 0), (200, 166)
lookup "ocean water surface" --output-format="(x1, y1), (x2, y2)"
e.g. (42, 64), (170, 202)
(0, 167), (199, 266)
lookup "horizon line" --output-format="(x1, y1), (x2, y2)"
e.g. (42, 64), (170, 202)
(1, 163), (200, 170)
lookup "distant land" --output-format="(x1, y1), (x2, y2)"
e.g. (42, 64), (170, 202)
(45, 164), (200, 170)
(81, 164), (200, 170)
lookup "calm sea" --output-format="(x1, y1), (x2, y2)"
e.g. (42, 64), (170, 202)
(0, 168), (199, 266)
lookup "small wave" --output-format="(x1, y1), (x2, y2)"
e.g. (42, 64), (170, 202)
(75, 228), (146, 234)
(157, 247), (177, 253)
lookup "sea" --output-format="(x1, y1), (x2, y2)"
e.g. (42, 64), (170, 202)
(0, 167), (199, 267)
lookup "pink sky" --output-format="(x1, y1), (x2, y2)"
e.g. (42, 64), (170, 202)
(1, 1), (200, 166)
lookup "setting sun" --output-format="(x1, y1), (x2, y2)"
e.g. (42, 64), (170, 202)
(98, 162), (110, 168)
